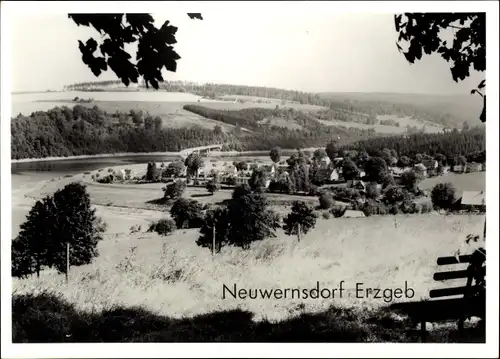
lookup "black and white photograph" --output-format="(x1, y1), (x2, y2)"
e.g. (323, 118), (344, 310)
(1, 1), (498, 357)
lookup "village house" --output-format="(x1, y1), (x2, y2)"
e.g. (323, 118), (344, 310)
(315, 167), (340, 183)
(413, 163), (427, 177)
(346, 179), (367, 191)
(422, 159), (439, 171)
(452, 165), (466, 173)
(455, 190), (486, 212)
(466, 162), (483, 173)
(342, 210), (366, 218)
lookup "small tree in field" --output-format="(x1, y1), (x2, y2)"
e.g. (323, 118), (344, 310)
(146, 161), (160, 182)
(270, 146), (282, 164)
(163, 180), (186, 200)
(170, 198), (204, 229)
(283, 201), (317, 241)
(206, 179), (221, 195)
(197, 206), (230, 254)
(184, 153), (204, 179)
(164, 161), (185, 178)
(12, 183), (105, 278)
(147, 219), (176, 236)
(431, 182), (456, 211)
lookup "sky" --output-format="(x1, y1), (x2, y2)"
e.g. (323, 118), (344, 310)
(10, 10), (485, 94)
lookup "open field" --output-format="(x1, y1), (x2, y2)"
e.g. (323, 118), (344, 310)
(420, 172), (486, 197)
(12, 214), (485, 324)
(315, 115), (444, 135)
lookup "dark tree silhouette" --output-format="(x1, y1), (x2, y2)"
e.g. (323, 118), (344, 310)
(431, 182), (457, 210)
(170, 198), (204, 229)
(283, 201), (317, 237)
(12, 183), (105, 277)
(69, 13), (202, 89)
(395, 13), (486, 122)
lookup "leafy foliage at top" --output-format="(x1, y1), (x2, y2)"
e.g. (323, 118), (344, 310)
(395, 13), (486, 122)
(69, 13), (202, 89)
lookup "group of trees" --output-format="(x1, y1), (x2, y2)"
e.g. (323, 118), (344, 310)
(10, 106), (227, 160)
(12, 183), (105, 278)
(340, 127), (485, 165)
(147, 183), (318, 252)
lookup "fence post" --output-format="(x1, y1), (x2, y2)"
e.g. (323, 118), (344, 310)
(212, 225), (216, 256)
(297, 223), (301, 243)
(66, 242), (70, 284)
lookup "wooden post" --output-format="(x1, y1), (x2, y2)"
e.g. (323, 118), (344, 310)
(297, 223), (301, 243)
(66, 242), (70, 283)
(212, 225), (216, 256)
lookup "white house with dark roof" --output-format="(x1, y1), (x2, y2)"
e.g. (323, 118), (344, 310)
(458, 190), (486, 212)
(466, 162), (483, 173)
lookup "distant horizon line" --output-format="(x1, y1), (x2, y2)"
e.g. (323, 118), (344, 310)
(11, 86), (473, 98)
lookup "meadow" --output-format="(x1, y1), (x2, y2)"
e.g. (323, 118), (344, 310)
(12, 91), (442, 135)
(12, 213), (485, 342)
(420, 172), (486, 196)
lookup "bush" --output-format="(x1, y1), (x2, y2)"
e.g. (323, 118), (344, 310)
(206, 179), (221, 194)
(308, 184), (320, 196)
(163, 180), (186, 200)
(283, 201), (317, 237)
(431, 182), (456, 211)
(322, 211), (331, 219)
(107, 168), (114, 173)
(170, 198), (204, 229)
(97, 174), (114, 184)
(330, 205), (347, 218)
(318, 192), (334, 209)
(147, 219), (176, 236)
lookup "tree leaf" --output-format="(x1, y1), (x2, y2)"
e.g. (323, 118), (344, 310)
(187, 13), (203, 20)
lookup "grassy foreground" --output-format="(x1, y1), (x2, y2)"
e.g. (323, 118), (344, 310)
(12, 214), (485, 342)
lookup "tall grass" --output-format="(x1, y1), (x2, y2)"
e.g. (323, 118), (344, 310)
(12, 214), (485, 323)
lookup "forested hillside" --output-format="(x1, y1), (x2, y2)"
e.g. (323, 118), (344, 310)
(64, 80), (472, 128)
(342, 127), (486, 162)
(10, 105), (372, 160)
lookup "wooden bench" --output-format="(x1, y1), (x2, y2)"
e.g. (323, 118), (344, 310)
(392, 249), (486, 342)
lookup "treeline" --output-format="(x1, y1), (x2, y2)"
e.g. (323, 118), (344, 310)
(342, 127), (486, 162)
(183, 105), (377, 150)
(64, 80), (463, 128)
(10, 104), (375, 160)
(11, 106), (227, 160)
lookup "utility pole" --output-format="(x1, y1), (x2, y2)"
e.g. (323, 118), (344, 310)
(66, 242), (70, 284)
(212, 225), (216, 256)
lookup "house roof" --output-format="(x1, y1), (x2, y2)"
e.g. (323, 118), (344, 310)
(414, 163), (427, 171)
(422, 159), (437, 169)
(342, 210), (366, 218)
(461, 191), (486, 206)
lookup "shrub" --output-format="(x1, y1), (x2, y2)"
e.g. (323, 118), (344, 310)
(84, 171), (91, 175)
(97, 174), (114, 184)
(322, 211), (331, 219)
(108, 168), (113, 173)
(170, 198), (204, 229)
(431, 182), (456, 211)
(206, 179), (221, 195)
(330, 204), (347, 218)
(147, 219), (176, 236)
(308, 184), (320, 196)
(283, 201), (317, 237)
(163, 180), (186, 200)
(318, 192), (334, 209)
